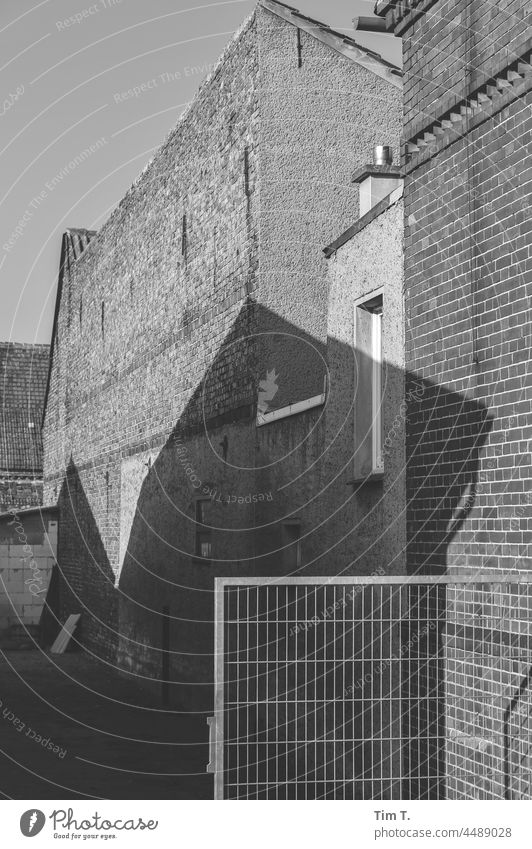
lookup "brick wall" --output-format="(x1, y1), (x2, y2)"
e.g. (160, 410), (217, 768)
(402, 0), (531, 139)
(378, 0), (532, 800)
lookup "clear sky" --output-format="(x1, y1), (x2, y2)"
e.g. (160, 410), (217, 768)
(0, 0), (401, 344)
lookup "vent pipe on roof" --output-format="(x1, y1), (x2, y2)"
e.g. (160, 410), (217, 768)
(374, 145), (393, 166)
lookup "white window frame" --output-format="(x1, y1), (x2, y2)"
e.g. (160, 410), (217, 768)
(371, 305), (383, 473)
(353, 288), (384, 479)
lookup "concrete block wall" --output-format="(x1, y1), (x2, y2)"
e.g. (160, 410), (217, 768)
(0, 510), (57, 633)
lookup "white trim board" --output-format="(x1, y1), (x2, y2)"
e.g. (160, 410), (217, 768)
(256, 392), (325, 427)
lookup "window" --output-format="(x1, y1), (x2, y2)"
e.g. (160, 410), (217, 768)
(195, 499), (212, 561)
(354, 292), (384, 479)
(282, 520), (302, 569)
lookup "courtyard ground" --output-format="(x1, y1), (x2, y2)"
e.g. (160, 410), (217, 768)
(0, 649), (212, 799)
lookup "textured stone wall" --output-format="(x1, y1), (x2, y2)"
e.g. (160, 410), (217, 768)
(257, 9), (401, 407)
(252, 6), (404, 580)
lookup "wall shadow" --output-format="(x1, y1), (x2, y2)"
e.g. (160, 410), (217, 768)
(504, 664), (532, 799)
(54, 457), (118, 658)
(52, 299), (495, 797)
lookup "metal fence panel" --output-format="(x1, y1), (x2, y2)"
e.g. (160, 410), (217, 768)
(213, 575), (532, 800)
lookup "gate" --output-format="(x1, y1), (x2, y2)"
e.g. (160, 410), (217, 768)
(210, 575), (532, 800)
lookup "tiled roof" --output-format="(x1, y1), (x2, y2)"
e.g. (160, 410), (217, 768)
(0, 342), (50, 474)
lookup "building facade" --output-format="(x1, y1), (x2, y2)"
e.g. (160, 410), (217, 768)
(0, 342), (49, 512)
(0, 341), (55, 645)
(377, 0), (532, 800)
(43, 0), (403, 709)
(0, 506), (58, 645)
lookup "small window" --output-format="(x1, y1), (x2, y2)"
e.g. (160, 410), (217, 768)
(354, 292), (384, 479)
(195, 499), (212, 562)
(282, 520), (302, 569)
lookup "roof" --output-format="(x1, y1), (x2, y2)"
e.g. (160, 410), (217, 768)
(0, 342), (50, 474)
(261, 0), (402, 87)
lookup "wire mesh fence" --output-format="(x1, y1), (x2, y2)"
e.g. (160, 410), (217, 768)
(213, 575), (532, 800)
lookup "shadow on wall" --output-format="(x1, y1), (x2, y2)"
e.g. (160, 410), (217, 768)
(50, 299), (494, 797)
(52, 457), (118, 660)
(52, 299), (493, 683)
(504, 663), (532, 799)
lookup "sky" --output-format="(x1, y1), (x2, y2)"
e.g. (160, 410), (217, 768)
(0, 0), (401, 344)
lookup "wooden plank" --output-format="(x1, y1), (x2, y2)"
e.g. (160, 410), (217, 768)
(50, 614), (81, 654)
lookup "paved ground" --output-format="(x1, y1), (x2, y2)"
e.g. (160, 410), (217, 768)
(0, 650), (212, 799)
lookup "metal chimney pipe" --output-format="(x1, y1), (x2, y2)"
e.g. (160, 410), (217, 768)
(374, 145), (393, 166)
